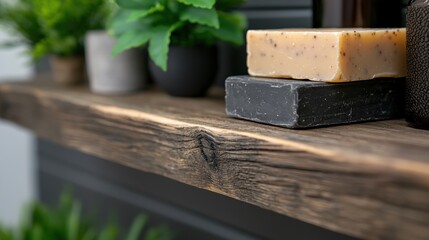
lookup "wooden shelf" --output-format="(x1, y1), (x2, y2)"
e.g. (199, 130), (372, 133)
(1, 78), (429, 239)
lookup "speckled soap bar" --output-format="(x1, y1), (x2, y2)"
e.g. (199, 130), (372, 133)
(226, 76), (405, 129)
(247, 29), (407, 82)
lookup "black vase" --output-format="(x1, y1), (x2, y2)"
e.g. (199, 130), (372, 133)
(149, 46), (218, 97)
(406, 0), (429, 129)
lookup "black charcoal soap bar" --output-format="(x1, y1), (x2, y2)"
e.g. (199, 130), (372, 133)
(225, 76), (405, 129)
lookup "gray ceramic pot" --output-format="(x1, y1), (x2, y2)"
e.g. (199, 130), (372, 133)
(85, 31), (148, 95)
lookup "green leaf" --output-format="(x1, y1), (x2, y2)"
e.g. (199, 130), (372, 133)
(30, 224), (43, 240)
(107, 9), (132, 36)
(0, 188), (178, 240)
(127, 4), (165, 21)
(113, 31), (151, 56)
(82, 229), (97, 240)
(0, 0), (46, 47)
(115, 0), (148, 9)
(0, 224), (14, 240)
(125, 215), (148, 240)
(143, 225), (174, 240)
(166, 0), (180, 13)
(177, 0), (215, 9)
(108, 10), (149, 37)
(148, 23), (182, 71)
(206, 11), (247, 45)
(116, 0), (160, 9)
(97, 224), (118, 240)
(32, 0), (109, 57)
(31, 203), (57, 236)
(179, 6), (219, 28)
(67, 203), (81, 240)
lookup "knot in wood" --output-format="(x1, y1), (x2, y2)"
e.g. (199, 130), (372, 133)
(196, 132), (218, 170)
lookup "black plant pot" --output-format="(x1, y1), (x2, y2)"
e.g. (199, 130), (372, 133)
(149, 46), (218, 97)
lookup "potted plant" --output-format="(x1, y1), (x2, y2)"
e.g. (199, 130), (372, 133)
(0, 0), (47, 72)
(0, 191), (175, 240)
(113, 0), (247, 97)
(31, 0), (110, 85)
(0, 0), (44, 47)
(85, 8), (150, 95)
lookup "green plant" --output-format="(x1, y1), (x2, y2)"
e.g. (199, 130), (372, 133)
(110, 0), (247, 71)
(0, 191), (175, 240)
(32, 0), (112, 59)
(0, 0), (45, 48)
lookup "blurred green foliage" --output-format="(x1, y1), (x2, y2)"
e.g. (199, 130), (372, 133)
(32, 0), (111, 59)
(0, 0), (111, 59)
(0, 0), (45, 48)
(110, 0), (247, 71)
(0, 191), (175, 240)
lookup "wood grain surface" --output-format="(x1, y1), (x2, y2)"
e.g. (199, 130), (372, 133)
(1, 79), (429, 240)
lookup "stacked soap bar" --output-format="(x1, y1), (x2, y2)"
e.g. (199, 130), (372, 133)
(226, 29), (407, 129)
(226, 76), (404, 129)
(247, 29), (406, 82)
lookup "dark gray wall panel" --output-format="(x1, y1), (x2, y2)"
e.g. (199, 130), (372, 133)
(39, 159), (251, 240)
(245, 9), (312, 29)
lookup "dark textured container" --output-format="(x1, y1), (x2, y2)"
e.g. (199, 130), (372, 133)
(149, 46), (218, 97)
(313, 0), (403, 28)
(406, 0), (429, 129)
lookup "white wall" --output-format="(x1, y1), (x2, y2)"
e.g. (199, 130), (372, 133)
(0, 30), (35, 227)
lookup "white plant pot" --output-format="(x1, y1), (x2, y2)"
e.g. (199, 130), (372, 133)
(85, 31), (148, 95)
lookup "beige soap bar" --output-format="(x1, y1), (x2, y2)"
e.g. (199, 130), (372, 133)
(247, 29), (407, 82)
